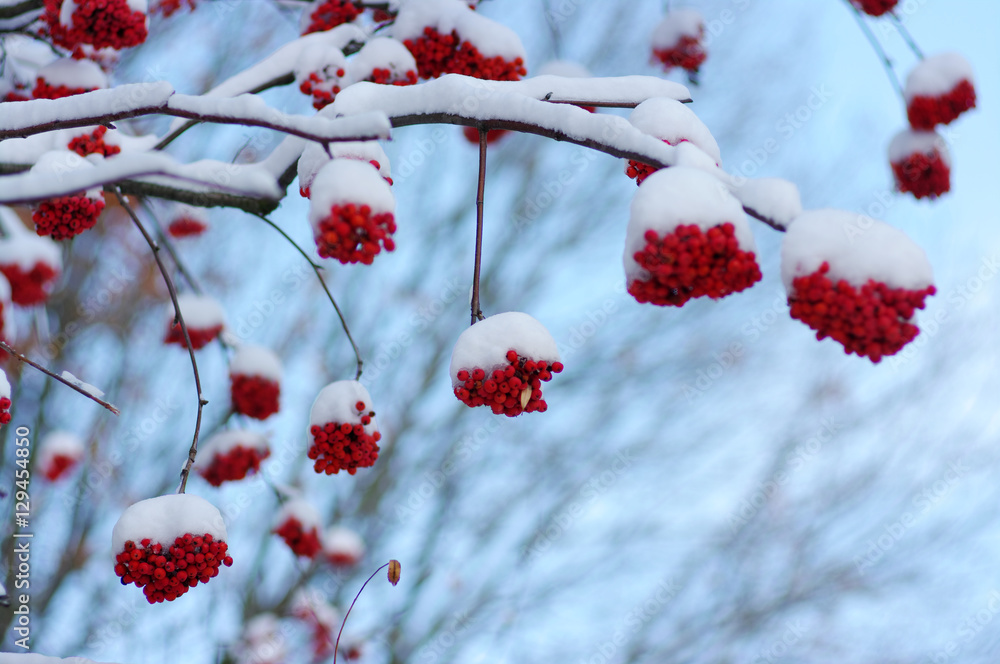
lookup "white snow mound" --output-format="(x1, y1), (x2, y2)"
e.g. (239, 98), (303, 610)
(350, 37), (417, 80)
(201, 430), (270, 458)
(38, 430), (85, 468)
(889, 129), (951, 166)
(392, 0), (527, 61)
(323, 526), (365, 560)
(274, 498), (321, 529)
(308, 159), (395, 228)
(230, 344), (283, 381)
(30, 150), (102, 200)
(169, 293), (225, 329)
(36, 58), (108, 90)
(629, 97), (720, 165)
(904, 52), (974, 101)
(112, 494), (227, 553)
(299, 140), (391, 192)
(449, 312), (561, 387)
(309, 380), (378, 435)
(651, 9), (704, 49)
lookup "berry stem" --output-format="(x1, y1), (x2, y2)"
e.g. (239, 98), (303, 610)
(333, 561), (391, 664)
(889, 11), (924, 60)
(116, 190), (207, 494)
(0, 340), (121, 415)
(251, 212), (364, 379)
(844, 0), (904, 101)
(470, 127), (487, 326)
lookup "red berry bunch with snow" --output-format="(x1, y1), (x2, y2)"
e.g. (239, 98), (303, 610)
(298, 140), (392, 198)
(889, 130), (951, 199)
(308, 380), (381, 475)
(166, 203), (209, 239)
(625, 98), (721, 185)
(781, 209), (936, 363)
(303, 0), (361, 34)
(350, 37), (419, 87)
(394, 0), (527, 81)
(308, 159), (397, 265)
(295, 45), (350, 110)
(38, 431), (85, 481)
(229, 344), (282, 420)
(32, 58), (108, 100)
(0, 369), (11, 428)
(163, 293), (225, 350)
(112, 494), (233, 604)
(291, 590), (340, 661)
(151, 0), (194, 16)
(68, 126), (121, 158)
(322, 526), (364, 567)
(273, 500), (323, 558)
(0, 214), (63, 306)
(30, 151), (106, 241)
(44, 0), (148, 51)
(625, 168), (761, 306)
(197, 430), (270, 487)
(850, 0), (898, 16)
(0, 274), (15, 343)
(904, 53), (976, 131)
(651, 9), (707, 75)
(450, 312), (564, 417)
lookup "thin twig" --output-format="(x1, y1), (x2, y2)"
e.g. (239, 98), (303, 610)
(115, 190), (207, 494)
(251, 212), (364, 380)
(470, 127), (487, 325)
(333, 562), (390, 664)
(141, 200), (204, 294)
(889, 11), (924, 60)
(0, 341), (120, 415)
(845, 0), (904, 100)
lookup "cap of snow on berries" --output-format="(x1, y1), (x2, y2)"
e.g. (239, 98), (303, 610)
(296, 44), (351, 109)
(38, 430), (85, 481)
(322, 526), (365, 566)
(626, 97), (720, 183)
(308, 380), (382, 474)
(904, 52), (976, 130)
(302, 0), (362, 34)
(33, 58), (108, 99)
(450, 312), (564, 416)
(298, 140), (392, 197)
(164, 293), (225, 350)
(273, 498), (324, 557)
(781, 209), (936, 362)
(349, 37), (418, 86)
(651, 9), (707, 73)
(112, 494), (232, 603)
(166, 203), (210, 238)
(0, 368), (11, 427)
(308, 159), (397, 265)
(889, 129), (951, 200)
(29, 150), (106, 241)
(0, 272), (15, 342)
(624, 167), (761, 306)
(0, 209), (63, 306)
(197, 430), (271, 486)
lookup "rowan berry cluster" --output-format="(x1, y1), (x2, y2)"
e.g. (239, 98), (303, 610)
(68, 127), (121, 158)
(788, 261), (936, 363)
(308, 401), (381, 475)
(199, 445), (270, 487)
(404, 27), (526, 81)
(303, 0), (361, 34)
(653, 36), (706, 74)
(230, 374), (280, 420)
(628, 224), (762, 306)
(164, 322), (222, 350)
(454, 350), (564, 417)
(0, 397), (11, 426)
(114, 534), (233, 604)
(42, 454), (79, 481)
(891, 149), (950, 199)
(314, 203), (396, 265)
(32, 78), (94, 100)
(32, 196), (105, 240)
(274, 517), (323, 557)
(0, 261), (60, 306)
(43, 0), (148, 50)
(907, 79), (977, 130)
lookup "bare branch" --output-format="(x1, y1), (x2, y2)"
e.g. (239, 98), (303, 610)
(0, 340), (121, 415)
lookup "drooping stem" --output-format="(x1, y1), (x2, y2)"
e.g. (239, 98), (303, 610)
(115, 190), (207, 494)
(470, 127), (487, 326)
(890, 11), (924, 60)
(0, 341), (121, 415)
(845, 0), (904, 100)
(251, 212), (364, 380)
(333, 562), (390, 664)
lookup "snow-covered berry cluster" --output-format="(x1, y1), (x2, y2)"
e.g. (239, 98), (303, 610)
(151, 0), (195, 16)
(651, 9), (707, 74)
(198, 431), (270, 487)
(0, 223), (63, 307)
(781, 209), (936, 363)
(303, 0), (361, 34)
(230, 345), (282, 420)
(850, 0), (898, 16)
(308, 381), (381, 475)
(39, 431), (85, 481)
(308, 160), (397, 265)
(352, 37), (419, 87)
(68, 126), (121, 158)
(450, 312), (563, 417)
(32, 196), (105, 240)
(889, 130), (951, 199)
(44, 0), (149, 51)
(298, 141), (393, 198)
(164, 293), (225, 350)
(32, 58), (108, 100)
(166, 203), (209, 239)
(0, 370), (11, 427)
(907, 77), (976, 131)
(112, 495), (232, 604)
(299, 68), (346, 110)
(322, 526), (364, 567)
(273, 500), (323, 557)
(625, 98), (721, 185)
(404, 27), (525, 80)
(0, 257), (60, 307)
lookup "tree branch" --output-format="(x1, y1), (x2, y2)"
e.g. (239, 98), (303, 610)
(0, 340), (121, 415)
(470, 127), (487, 325)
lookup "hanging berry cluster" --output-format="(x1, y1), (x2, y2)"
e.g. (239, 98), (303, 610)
(651, 9), (707, 75)
(163, 294), (225, 350)
(308, 381), (382, 475)
(404, 27), (526, 80)
(303, 0), (361, 34)
(67, 127), (121, 158)
(274, 515), (323, 557)
(199, 445), (270, 486)
(0, 261), (60, 307)
(114, 534), (233, 604)
(454, 351), (564, 417)
(229, 344), (282, 420)
(851, 0), (898, 16)
(43, 0), (149, 51)
(32, 195), (106, 241)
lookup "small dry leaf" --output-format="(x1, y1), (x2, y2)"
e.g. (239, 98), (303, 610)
(387, 559), (401, 586)
(520, 386), (531, 409)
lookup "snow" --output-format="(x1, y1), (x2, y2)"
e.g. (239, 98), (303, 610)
(904, 52), (974, 100)
(230, 344), (283, 381)
(38, 430), (85, 468)
(731, 177), (803, 229)
(625, 167), (755, 280)
(170, 202), (209, 224)
(294, 42), (350, 88)
(170, 293), (226, 329)
(780, 209), (935, 292)
(59, 370), (106, 398)
(0, 209), (62, 271)
(392, 0), (527, 61)
(298, 140), (391, 191)
(0, 579), (5, 597)
(274, 498), (321, 529)
(30, 149), (102, 200)
(36, 57), (108, 90)
(535, 60), (591, 79)
(112, 493), (228, 553)
(889, 129), (951, 166)
(308, 159), (395, 226)
(200, 430), (270, 457)
(651, 8), (705, 49)
(0, 367), (9, 399)
(449, 312), (561, 386)
(350, 37), (417, 80)
(309, 380), (378, 436)
(322, 526), (364, 559)
(629, 97), (721, 165)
